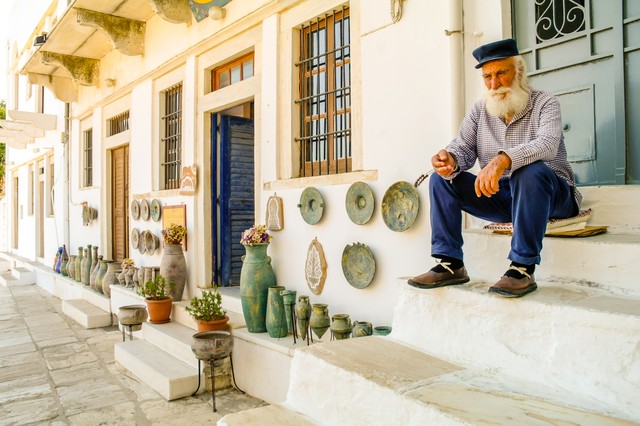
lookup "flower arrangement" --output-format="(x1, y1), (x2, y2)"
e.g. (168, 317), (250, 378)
(240, 224), (272, 246)
(184, 287), (227, 321)
(162, 223), (187, 245)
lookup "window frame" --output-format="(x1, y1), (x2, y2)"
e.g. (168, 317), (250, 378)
(160, 83), (183, 190)
(296, 6), (352, 178)
(82, 128), (93, 188)
(211, 52), (255, 91)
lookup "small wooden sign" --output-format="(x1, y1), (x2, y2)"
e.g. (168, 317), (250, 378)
(162, 204), (187, 251)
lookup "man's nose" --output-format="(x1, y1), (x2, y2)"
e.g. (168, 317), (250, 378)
(490, 77), (501, 90)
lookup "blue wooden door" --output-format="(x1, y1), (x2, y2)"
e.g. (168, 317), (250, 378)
(213, 115), (255, 286)
(513, 0), (638, 184)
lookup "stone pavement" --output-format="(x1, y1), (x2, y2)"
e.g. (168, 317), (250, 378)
(0, 285), (266, 425)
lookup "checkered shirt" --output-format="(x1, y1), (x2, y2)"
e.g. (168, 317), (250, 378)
(445, 90), (582, 207)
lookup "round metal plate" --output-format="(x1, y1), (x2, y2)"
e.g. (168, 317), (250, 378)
(131, 228), (140, 249)
(144, 232), (158, 256)
(341, 243), (376, 289)
(140, 199), (150, 221)
(150, 199), (162, 222)
(138, 231), (147, 255)
(130, 200), (140, 220)
(381, 181), (420, 232)
(345, 182), (374, 225)
(298, 187), (324, 225)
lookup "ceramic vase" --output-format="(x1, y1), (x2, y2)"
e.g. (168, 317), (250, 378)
(52, 248), (60, 272)
(352, 321), (373, 338)
(160, 244), (187, 301)
(239, 243), (276, 333)
(330, 314), (353, 340)
(60, 245), (69, 277)
(90, 257), (101, 291)
(102, 261), (119, 297)
(91, 246), (99, 276)
(280, 289), (297, 335)
(266, 286), (288, 338)
(95, 260), (110, 294)
(75, 247), (83, 282)
(67, 255), (77, 280)
(83, 245), (92, 286)
(296, 295), (311, 340)
(310, 303), (330, 340)
(55, 247), (63, 273)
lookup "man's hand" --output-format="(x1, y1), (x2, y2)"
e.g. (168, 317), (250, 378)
(431, 149), (457, 177)
(475, 153), (512, 197)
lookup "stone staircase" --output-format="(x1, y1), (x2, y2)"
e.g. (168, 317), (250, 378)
(0, 265), (36, 287)
(218, 187), (640, 425)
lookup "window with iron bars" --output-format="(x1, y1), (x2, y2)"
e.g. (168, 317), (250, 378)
(296, 7), (351, 177)
(82, 128), (93, 187)
(161, 84), (182, 190)
(107, 111), (130, 137)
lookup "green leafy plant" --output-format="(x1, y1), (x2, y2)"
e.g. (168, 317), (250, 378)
(138, 274), (176, 300)
(184, 288), (227, 321)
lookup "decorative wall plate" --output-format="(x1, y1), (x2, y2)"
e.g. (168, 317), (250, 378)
(138, 231), (147, 254)
(266, 193), (284, 231)
(144, 231), (159, 255)
(140, 199), (150, 221)
(345, 182), (374, 225)
(298, 187), (324, 225)
(305, 238), (327, 295)
(131, 200), (140, 220)
(150, 199), (162, 222)
(131, 228), (140, 249)
(341, 243), (376, 289)
(381, 181), (420, 232)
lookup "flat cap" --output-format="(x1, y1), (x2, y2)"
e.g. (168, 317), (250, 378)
(472, 38), (519, 69)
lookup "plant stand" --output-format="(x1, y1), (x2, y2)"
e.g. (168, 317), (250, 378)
(121, 323), (141, 342)
(191, 354), (242, 412)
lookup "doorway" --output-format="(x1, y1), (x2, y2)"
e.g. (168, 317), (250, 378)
(211, 103), (255, 287)
(111, 145), (129, 262)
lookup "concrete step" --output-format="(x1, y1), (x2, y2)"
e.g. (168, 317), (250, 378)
(218, 403), (320, 425)
(391, 279), (640, 420)
(286, 337), (636, 425)
(0, 271), (34, 287)
(463, 229), (640, 296)
(115, 340), (199, 401)
(11, 266), (36, 283)
(143, 321), (201, 369)
(62, 299), (113, 329)
(81, 286), (111, 312)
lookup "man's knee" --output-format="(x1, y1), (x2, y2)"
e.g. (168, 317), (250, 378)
(511, 161), (553, 184)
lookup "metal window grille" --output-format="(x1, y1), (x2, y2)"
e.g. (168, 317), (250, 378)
(161, 84), (182, 190)
(535, 0), (586, 43)
(295, 7), (351, 177)
(107, 111), (130, 136)
(83, 128), (93, 187)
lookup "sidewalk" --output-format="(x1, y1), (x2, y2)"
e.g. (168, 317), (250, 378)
(0, 284), (265, 425)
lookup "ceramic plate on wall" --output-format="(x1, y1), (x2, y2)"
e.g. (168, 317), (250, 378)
(345, 182), (374, 225)
(341, 243), (376, 289)
(381, 181), (420, 232)
(131, 200), (140, 220)
(298, 187), (324, 225)
(131, 228), (140, 249)
(140, 199), (150, 221)
(138, 231), (147, 254)
(150, 199), (162, 222)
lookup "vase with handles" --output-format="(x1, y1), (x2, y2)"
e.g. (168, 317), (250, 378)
(296, 295), (311, 341)
(310, 303), (330, 340)
(330, 314), (353, 340)
(239, 243), (276, 333)
(352, 321), (373, 338)
(160, 244), (187, 301)
(266, 286), (288, 338)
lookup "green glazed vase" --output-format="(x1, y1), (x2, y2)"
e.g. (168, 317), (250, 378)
(240, 243), (276, 333)
(266, 286), (288, 338)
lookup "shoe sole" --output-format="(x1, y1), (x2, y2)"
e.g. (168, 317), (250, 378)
(407, 276), (470, 290)
(488, 282), (537, 298)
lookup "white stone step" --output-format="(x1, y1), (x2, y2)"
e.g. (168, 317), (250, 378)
(462, 229), (640, 296)
(81, 286), (111, 312)
(0, 258), (14, 271)
(11, 266), (36, 282)
(114, 340), (199, 401)
(286, 337), (636, 425)
(62, 299), (113, 329)
(391, 279), (640, 420)
(218, 403), (320, 426)
(143, 321), (200, 369)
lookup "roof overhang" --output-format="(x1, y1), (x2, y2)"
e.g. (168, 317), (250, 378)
(0, 111), (58, 150)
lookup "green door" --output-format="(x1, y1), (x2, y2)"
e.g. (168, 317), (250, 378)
(513, 0), (639, 185)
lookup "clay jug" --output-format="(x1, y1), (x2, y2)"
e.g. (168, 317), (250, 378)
(160, 244), (187, 301)
(310, 303), (330, 340)
(330, 314), (352, 340)
(239, 243), (276, 333)
(296, 295), (311, 340)
(266, 286), (287, 338)
(280, 289), (297, 335)
(352, 321), (373, 338)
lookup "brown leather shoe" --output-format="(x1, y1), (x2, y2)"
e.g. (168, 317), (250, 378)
(407, 264), (470, 289)
(489, 271), (537, 298)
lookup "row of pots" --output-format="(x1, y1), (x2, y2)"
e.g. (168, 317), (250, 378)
(53, 244), (120, 297)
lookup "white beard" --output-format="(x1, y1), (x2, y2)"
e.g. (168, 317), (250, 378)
(484, 83), (530, 119)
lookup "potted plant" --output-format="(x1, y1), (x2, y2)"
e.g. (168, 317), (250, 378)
(185, 287), (229, 332)
(160, 223), (188, 301)
(138, 274), (176, 324)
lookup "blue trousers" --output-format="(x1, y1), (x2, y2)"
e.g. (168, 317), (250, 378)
(429, 161), (578, 265)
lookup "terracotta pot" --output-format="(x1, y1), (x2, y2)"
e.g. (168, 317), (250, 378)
(195, 316), (229, 332)
(145, 297), (173, 324)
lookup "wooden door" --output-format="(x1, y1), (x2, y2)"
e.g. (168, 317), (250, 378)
(111, 145), (129, 262)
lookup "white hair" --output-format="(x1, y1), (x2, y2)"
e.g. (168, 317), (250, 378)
(484, 55), (531, 119)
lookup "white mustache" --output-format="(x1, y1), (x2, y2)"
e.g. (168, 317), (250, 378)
(488, 87), (512, 97)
